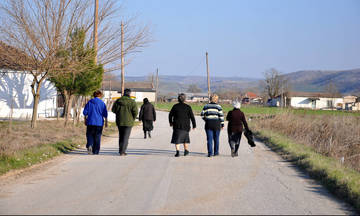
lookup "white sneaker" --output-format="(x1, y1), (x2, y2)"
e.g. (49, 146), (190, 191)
(87, 146), (93, 154)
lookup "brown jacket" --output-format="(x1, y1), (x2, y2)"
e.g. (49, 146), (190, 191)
(226, 109), (249, 134)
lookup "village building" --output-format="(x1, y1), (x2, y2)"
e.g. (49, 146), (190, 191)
(269, 91), (343, 110)
(242, 92), (262, 104)
(102, 82), (156, 103)
(0, 42), (58, 119)
(342, 95), (359, 111)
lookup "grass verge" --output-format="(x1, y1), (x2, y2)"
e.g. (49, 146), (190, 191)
(0, 139), (81, 175)
(0, 121), (118, 176)
(254, 129), (360, 212)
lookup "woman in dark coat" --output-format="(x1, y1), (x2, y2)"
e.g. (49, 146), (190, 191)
(226, 100), (249, 157)
(169, 93), (196, 157)
(139, 98), (156, 139)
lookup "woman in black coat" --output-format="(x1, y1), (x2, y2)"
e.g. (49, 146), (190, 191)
(139, 98), (156, 139)
(169, 93), (196, 157)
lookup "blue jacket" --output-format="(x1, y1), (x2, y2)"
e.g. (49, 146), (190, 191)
(83, 97), (108, 126)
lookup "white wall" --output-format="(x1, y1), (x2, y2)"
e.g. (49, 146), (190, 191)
(0, 71), (58, 118)
(290, 97), (343, 109)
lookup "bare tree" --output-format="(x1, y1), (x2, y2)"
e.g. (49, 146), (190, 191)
(0, 0), (92, 128)
(262, 68), (290, 107)
(325, 81), (341, 109)
(0, 0), (152, 128)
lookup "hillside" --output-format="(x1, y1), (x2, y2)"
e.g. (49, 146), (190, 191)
(122, 68), (360, 96)
(284, 69), (360, 94)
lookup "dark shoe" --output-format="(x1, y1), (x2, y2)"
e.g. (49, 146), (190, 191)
(119, 153), (127, 156)
(144, 132), (147, 139)
(207, 153), (212, 157)
(231, 149), (235, 157)
(148, 131), (151, 138)
(184, 150), (189, 156)
(175, 150), (180, 157)
(214, 153), (219, 156)
(234, 152), (238, 157)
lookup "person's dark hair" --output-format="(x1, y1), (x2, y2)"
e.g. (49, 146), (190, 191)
(93, 90), (103, 98)
(143, 98), (149, 103)
(124, 88), (131, 96)
(178, 93), (186, 103)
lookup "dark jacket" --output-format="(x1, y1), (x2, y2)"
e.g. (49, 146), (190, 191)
(111, 95), (138, 127)
(139, 102), (156, 121)
(169, 102), (196, 131)
(226, 108), (249, 134)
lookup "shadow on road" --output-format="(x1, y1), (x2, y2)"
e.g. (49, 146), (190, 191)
(67, 148), (207, 157)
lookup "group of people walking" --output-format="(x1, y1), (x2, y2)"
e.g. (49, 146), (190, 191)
(82, 89), (254, 157)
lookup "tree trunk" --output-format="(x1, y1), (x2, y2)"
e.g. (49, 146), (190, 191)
(31, 93), (40, 128)
(64, 91), (74, 127)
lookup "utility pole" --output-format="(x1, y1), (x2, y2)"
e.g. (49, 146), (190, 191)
(121, 21), (125, 96)
(93, 0), (99, 64)
(206, 52), (211, 100)
(155, 68), (159, 103)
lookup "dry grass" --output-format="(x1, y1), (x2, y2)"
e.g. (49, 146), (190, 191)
(252, 112), (360, 172)
(0, 120), (86, 156)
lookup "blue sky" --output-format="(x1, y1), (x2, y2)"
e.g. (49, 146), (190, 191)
(118, 0), (360, 78)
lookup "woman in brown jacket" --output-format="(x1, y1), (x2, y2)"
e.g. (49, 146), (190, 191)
(226, 100), (249, 157)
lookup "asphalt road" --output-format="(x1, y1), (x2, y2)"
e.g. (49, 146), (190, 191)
(0, 111), (355, 215)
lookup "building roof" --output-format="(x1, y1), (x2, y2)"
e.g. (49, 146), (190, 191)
(103, 82), (155, 92)
(245, 92), (258, 98)
(285, 91), (342, 98)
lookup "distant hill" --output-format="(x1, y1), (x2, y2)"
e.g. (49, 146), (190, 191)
(123, 68), (360, 96)
(126, 75), (260, 95)
(284, 69), (360, 94)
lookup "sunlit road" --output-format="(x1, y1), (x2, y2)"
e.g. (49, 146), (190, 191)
(0, 111), (354, 214)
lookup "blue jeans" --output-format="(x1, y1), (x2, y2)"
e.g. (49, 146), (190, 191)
(205, 129), (220, 155)
(86, 125), (103, 154)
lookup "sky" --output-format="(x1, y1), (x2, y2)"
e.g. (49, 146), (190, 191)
(117, 0), (360, 79)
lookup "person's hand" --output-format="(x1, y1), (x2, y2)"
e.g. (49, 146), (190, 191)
(170, 123), (173, 127)
(105, 122), (108, 128)
(192, 127), (196, 130)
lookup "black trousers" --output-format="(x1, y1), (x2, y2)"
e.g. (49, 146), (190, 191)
(228, 132), (242, 153)
(118, 126), (132, 154)
(86, 125), (103, 154)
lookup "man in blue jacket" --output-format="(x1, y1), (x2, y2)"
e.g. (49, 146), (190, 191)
(83, 90), (108, 155)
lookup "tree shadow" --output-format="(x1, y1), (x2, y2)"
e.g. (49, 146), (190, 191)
(0, 72), (56, 109)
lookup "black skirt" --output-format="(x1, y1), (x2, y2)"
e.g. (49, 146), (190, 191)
(142, 120), (153, 131)
(171, 129), (190, 144)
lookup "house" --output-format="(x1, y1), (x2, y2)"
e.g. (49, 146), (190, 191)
(102, 82), (156, 103)
(342, 95), (358, 110)
(270, 92), (343, 109)
(186, 93), (209, 103)
(0, 42), (58, 119)
(242, 92), (262, 104)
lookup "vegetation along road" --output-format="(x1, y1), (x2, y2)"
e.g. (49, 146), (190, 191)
(0, 111), (355, 214)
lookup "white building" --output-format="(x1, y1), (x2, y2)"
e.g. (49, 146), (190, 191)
(102, 82), (156, 103)
(271, 92), (343, 110)
(0, 71), (58, 119)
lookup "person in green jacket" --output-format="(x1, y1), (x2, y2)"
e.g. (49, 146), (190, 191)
(111, 88), (138, 156)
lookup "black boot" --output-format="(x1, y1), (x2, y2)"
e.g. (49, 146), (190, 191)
(184, 149), (189, 156)
(144, 131), (147, 139)
(148, 131), (151, 138)
(231, 149), (235, 157)
(175, 150), (180, 157)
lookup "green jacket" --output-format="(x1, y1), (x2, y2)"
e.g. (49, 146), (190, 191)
(112, 96), (138, 127)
